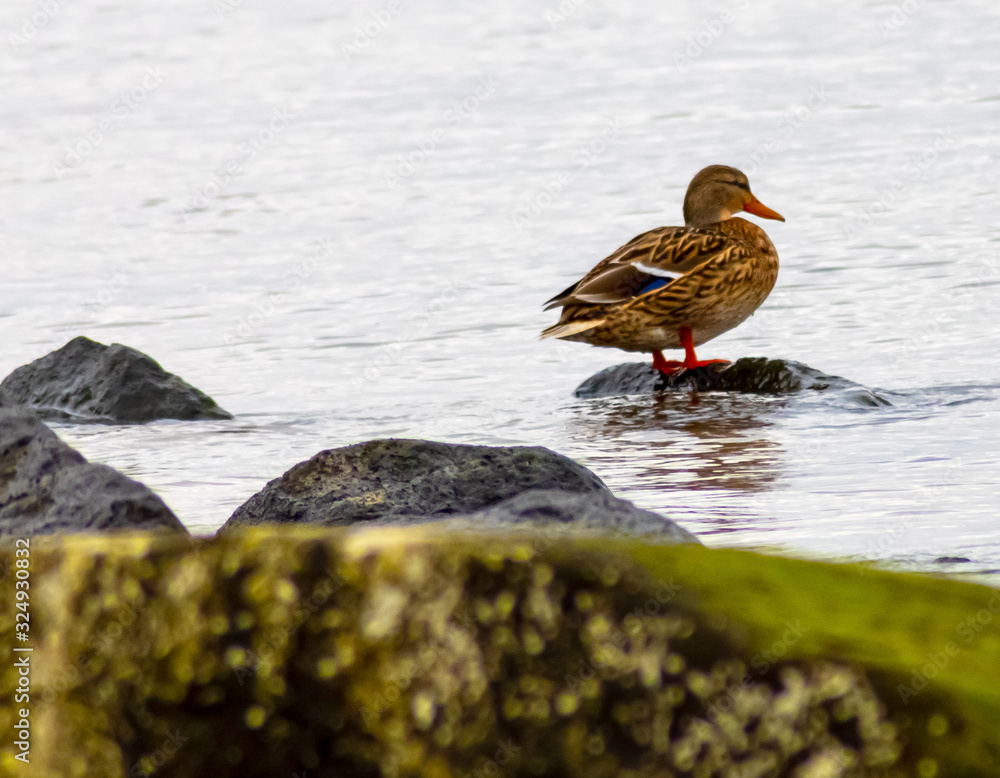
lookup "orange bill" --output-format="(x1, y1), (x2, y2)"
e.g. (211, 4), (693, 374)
(743, 196), (785, 222)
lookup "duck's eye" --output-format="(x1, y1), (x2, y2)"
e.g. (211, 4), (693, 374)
(732, 180), (750, 191)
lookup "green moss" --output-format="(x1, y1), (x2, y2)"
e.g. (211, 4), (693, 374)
(1, 530), (997, 777)
(618, 542), (1000, 776)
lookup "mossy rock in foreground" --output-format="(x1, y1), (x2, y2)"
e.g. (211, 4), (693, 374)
(1, 530), (998, 777)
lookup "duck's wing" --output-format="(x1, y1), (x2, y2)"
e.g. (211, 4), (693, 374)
(543, 226), (733, 310)
(623, 241), (757, 317)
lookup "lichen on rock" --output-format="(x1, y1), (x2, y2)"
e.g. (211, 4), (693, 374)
(222, 439), (615, 531)
(6, 529), (996, 777)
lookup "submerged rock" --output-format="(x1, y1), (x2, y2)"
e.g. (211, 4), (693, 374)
(575, 357), (890, 405)
(0, 336), (233, 423)
(0, 408), (186, 536)
(222, 439), (611, 531)
(10, 528), (999, 777)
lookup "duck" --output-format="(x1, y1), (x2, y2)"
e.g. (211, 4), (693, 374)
(541, 164), (784, 375)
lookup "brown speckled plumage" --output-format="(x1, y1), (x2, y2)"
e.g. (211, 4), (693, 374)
(542, 165), (784, 368)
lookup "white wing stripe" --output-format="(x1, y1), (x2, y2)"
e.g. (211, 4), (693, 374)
(633, 262), (682, 279)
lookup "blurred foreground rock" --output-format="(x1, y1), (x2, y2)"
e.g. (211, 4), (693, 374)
(575, 357), (890, 405)
(4, 528), (999, 777)
(0, 408), (185, 536)
(222, 439), (617, 531)
(0, 336), (232, 423)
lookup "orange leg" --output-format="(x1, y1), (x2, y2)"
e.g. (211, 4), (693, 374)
(652, 327), (730, 376)
(678, 326), (730, 370)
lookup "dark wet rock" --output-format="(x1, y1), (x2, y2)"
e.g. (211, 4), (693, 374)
(0, 408), (186, 536)
(0, 336), (233, 423)
(451, 488), (700, 544)
(575, 357), (890, 405)
(935, 556), (972, 564)
(222, 439), (611, 532)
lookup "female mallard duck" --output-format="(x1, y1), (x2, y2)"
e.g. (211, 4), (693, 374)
(541, 164), (784, 375)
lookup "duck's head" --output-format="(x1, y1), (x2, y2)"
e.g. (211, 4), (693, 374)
(682, 165), (785, 228)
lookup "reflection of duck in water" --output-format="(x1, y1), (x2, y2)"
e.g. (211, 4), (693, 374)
(573, 393), (785, 495)
(542, 165), (784, 375)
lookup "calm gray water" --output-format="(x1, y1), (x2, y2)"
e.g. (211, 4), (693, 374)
(2, 1), (998, 576)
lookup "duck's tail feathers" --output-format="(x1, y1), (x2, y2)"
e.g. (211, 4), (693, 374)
(540, 319), (605, 340)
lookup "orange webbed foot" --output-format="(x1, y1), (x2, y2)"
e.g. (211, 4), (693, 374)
(652, 350), (685, 376)
(683, 358), (731, 370)
(653, 329), (733, 377)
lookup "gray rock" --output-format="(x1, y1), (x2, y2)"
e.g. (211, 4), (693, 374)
(447, 489), (700, 544)
(0, 336), (232, 423)
(0, 408), (186, 536)
(575, 357), (890, 406)
(221, 439), (611, 531)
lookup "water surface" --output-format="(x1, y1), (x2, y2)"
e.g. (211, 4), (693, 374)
(1, 0), (998, 579)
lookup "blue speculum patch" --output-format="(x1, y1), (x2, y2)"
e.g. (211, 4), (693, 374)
(637, 278), (670, 295)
